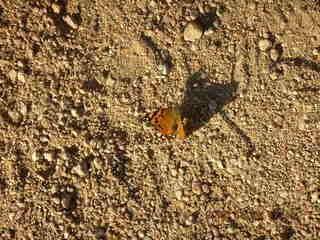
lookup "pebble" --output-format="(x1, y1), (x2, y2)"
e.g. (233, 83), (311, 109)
(32, 151), (40, 162)
(269, 48), (280, 61)
(52, 197), (60, 205)
(17, 72), (25, 83)
(93, 158), (103, 170)
(184, 21), (203, 41)
(190, 44), (199, 51)
(216, 159), (225, 169)
(312, 48), (319, 56)
(137, 231), (145, 239)
(70, 108), (78, 118)
(258, 39), (272, 51)
(202, 184), (210, 194)
(39, 135), (49, 143)
(7, 110), (21, 123)
(170, 168), (178, 177)
(63, 15), (78, 29)
(18, 102), (27, 116)
(72, 161), (89, 177)
(192, 181), (202, 195)
(311, 192), (319, 203)
(44, 152), (53, 162)
(185, 215), (193, 226)
(51, 3), (61, 14)
(175, 190), (183, 200)
(270, 72), (278, 80)
(8, 70), (17, 82)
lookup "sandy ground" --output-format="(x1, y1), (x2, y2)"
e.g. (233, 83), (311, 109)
(0, 0), (319, 239)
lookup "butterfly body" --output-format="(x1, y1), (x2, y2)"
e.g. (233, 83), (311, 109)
(145, 107), (186, 140)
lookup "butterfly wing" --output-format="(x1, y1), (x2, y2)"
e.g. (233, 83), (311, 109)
(149, 108), (177, 135)
(177, 121), (186, 140)
(149, 108), (186, 139)
(169, 108), (186, 140)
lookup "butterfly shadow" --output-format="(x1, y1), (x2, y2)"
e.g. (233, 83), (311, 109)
(181, 70), (255, 157)
(181, 70), (238, 135)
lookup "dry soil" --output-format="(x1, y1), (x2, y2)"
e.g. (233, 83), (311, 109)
(0, 0), (319, 240)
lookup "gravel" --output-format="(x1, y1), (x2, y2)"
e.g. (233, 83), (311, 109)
(183, 21), (203, 41)
(1, 1), (319, 239)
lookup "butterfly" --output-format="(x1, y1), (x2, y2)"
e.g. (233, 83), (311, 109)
(145, 107), (186, 140)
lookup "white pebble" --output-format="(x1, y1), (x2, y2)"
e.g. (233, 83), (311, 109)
(258, 39), (272, 51)
(184, 21), (203, 41)
(175, 190), (183, 200)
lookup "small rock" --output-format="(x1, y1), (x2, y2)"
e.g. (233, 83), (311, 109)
(44, 152), (53, 162)
(51, 3), (61, 14)
(7, 110), (21, 124)
(70, 108), (78, 118)
(52, 197), (60, 205)
(311, 192), (319, 203)
(39, 135), (49, 143)
(202, 184), (210, 194)
(72, 160), (90, 177)
(149, 0), (157, 9)
(17, 61), (24, 68)
(175, 190), (183, 200)
(185, 215), (193, 226)
(192, 181), (202, 195)
(270, 48), (280, 61)
(8, 70), (17, 82)
(216, 159), (225, 169)
(258, 39), (272, 51)
(170, 168), (178, 177)
(32, 151), (40, 162)
(18, 102), (27, 116)
(184, 21), (203, 41)
(93, 158), (103, 170)
(190, 44), (199, 51)
(63, 15), (78, 29)
(270, 72), (278, 80)
(137, 231), (145, 239)
(63, 231), (69, 239)
(72, 164), (86, 177)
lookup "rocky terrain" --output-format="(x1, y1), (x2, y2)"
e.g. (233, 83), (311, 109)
(0, 0), (319, 239)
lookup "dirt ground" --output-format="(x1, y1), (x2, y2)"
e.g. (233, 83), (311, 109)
(0, 0), (319, 239)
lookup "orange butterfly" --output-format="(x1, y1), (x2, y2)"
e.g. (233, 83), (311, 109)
(145, 107), (186, 140)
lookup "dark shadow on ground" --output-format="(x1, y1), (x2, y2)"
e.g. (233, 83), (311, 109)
(180, 68), (255, 157)
(180, 70), (238, 136)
